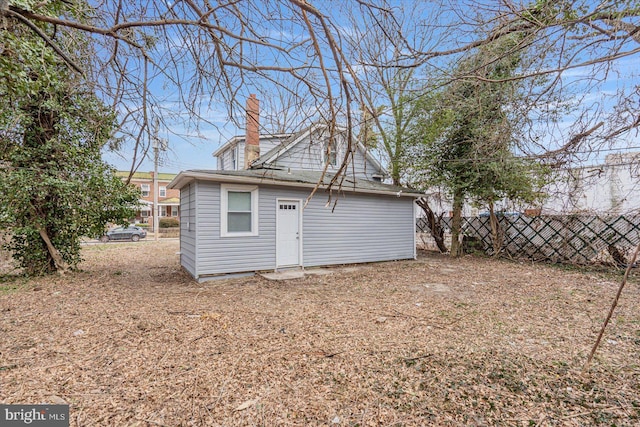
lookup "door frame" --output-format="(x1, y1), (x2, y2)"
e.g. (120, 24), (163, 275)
(275, 198), (303, 270)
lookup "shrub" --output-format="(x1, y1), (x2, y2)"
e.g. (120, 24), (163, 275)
(159, 217), (179, 228)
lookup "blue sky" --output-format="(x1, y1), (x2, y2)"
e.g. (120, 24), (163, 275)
(103, 117), (233, 174)
(102, 65), (640, 176)
(101, 1), (640, 175)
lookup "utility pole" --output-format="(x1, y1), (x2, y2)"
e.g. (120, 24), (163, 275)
(153, 120), (159, 241)
(152, 118), (167, 242)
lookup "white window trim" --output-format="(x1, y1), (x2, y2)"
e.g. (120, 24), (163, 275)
(141, 183), (150, 197)
(322, 139), (338, 167)
(231, 145), (238, 170)
(220, 184), (259, 237)
(159, 186), (167, 197)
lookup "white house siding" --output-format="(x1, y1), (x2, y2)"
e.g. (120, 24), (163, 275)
(179, 183), (197, 277)
(192, 181), (415, 277)
(542, 157), (640, 214)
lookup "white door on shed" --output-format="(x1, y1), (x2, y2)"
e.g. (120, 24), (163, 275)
(276, 200), (301, 267)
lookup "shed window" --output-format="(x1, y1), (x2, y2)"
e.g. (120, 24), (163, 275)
(221, 184), (259, 237)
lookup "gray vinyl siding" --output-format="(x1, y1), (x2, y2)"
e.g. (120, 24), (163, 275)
(350, 148), (385, 181)
(269, 130), (383, 180)
(190, 180), (415, 277)
(179, 183), (197, 276)
(217, 137), (287, 171)
(259, 137), (285, 155)
(217, 144), (243, 171)
(302, 191), (415, 266)
(195, 181), (276, 275)
(270, 132), (323, 170)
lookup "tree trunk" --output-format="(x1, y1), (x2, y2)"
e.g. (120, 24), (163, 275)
(36, 224), (69, 274)
(416, 198), (448, 253)
(450, 189), (464, 257)
(391, 160), (401, 187)
(488, 201), (503, 256)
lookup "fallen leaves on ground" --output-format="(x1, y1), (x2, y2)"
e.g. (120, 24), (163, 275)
(1, 240), (638, 426)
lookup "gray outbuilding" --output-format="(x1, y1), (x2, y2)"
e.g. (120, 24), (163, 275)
(168, 169), (421, 281)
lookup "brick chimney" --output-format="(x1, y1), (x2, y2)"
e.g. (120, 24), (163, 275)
(244, 94), (260, 169)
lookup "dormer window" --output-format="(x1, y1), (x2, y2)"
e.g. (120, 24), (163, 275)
(323, 139), (337, 166)
(231, 145), (238, 170)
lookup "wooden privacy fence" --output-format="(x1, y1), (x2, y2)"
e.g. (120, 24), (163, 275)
(417, 214), (640, 266)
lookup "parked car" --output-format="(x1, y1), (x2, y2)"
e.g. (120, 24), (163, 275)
(99, 225), (147, 242)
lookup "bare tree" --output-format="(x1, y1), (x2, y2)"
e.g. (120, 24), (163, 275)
(343, 5), (431, 186)
(2, 0), (386, 185)
(4, 0), (639, 183)
(255, 80), (317, 135)
(414, 0), (640, 166)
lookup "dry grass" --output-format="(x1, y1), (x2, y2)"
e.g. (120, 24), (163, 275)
(1, 240), (639, 426)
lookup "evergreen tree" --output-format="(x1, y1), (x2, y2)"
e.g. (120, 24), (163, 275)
(0, 3), (139, 274)
(407, 29), (548, 256)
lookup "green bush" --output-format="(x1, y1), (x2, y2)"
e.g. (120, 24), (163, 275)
(159, 217), (179, 228)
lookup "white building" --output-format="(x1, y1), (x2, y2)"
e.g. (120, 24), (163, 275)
(542, 153), (640, 215)
(417, 152), (640, 218)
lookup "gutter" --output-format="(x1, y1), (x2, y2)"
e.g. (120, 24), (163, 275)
(168, 171), (422, 199)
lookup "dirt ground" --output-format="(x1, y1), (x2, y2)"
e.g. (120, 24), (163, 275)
(1, 240), (639, 426)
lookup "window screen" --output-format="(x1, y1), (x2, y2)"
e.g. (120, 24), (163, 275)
(227, 191), (252, 232)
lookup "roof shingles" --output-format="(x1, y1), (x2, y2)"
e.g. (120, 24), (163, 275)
(169, 169), (422, 198)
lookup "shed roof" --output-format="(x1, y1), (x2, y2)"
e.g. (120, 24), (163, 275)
(168, 169), (423, 198)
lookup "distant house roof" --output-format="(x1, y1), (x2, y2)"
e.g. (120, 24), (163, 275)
(168, 169), (422, 198)
(250, 127), (309, 166)
(159, 197), (180, 205)
(115, 171), (177, 181)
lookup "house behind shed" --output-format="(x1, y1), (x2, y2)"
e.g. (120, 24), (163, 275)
(169, 95), (420, 280)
